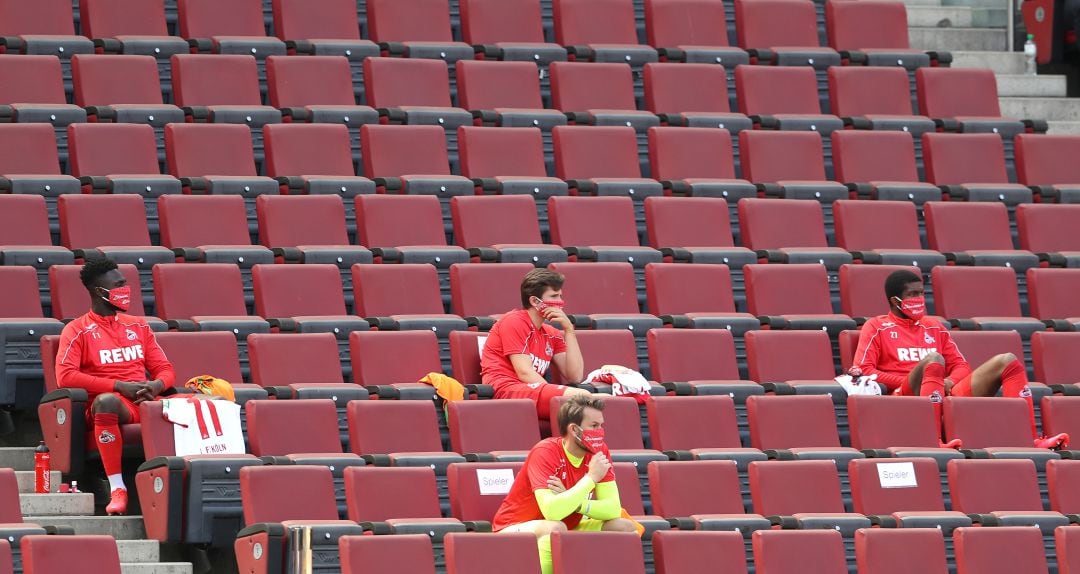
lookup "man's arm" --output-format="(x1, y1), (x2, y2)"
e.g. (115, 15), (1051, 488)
(534, 477), (598, 521)
(55, 327), (116, 394)
(140, 327), (176, 398)
(854, 321), (907, 391)
(940, 331), (972, 383)
(551, 331), (584, 385)
(579, 480), (621, 521)
(509, 354), (550, 385)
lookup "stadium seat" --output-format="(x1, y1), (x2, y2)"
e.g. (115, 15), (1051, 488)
(458, 0), (567, 66)
(838, 264), (927, 320)
(445, 532), (541, 574)
(833, 199), (944, 271)
(1015, 133), (1080, 203)
(752, 529), (847, 574)
(338, 534), (436, 574)
(1047, 459), (1080, 515)
(848, 457), (967, 528)
(176, 0), (286, 58)
(830, 129), (941, 204)
(262, 122), (374, 210)
(745, 330), (837, 384)
(448, 331), (486, 388)
(854, 528), (949, 574)
(944, 399), (1062, 473)
(448, 399), (541, 461)
(647, 459), (768, 539)
(22, 535), (120, 574)
(450, 195), (566, 267)
(0, 54), (86, 133)
(827, 66), (933, 137)
(743, 263), (856, 334)
(924, 198), (1036, 274)
(750, 459), (870, 544)
(737, 131), (847, 217)
(344, 465), (465, 540)
(79, 0), (193, 93)
(549, 61), (658, 133)
(70, 54), (184, 136)
(0, 122), (81, 234)
(847, 395), (965, 472)
(551, 531), (646, 574)
(739, 197), (851, 272)
(547, 196), (662, 283)
(548, 329), (649, 391)
(448, 262), (535, 323)
(642, 195), (755, 275)
(734, 65), (842, 139)
(644, 0), (748, 70)
(642, 262), (759, 334)
(152, 330), (264, 402)
(923, 132), (1033, 207)
(734, 0), (840, 91)
(825, 0), (934, 70)
(157, 194), (274, 281)
(252, 264), (369, 350)
(1060, 526), (1080, 574)
(455, 60), (568, 137)
(930, 266), (1045, 337)
(0, 267), (63, 406)
(1017, 204), (1080, 268)
(947, 330), (1027, 372)
(1028, 269), (1080, 329)
(652, 530), (749, 574)
(0, 195), (75, 307)
(642, 63), (747, 135)
(351, 264), (468, 354)
(365, 0), (474, 63)
(49, 263), (160, 328)
(247, 333), (365, 418)
(916, 68), (1030, 141)
(1032, 333), (1080, 389)
(954, 526), (1050, 574)
(0, 482), (41, 573)
(0, 3), (93, 98)
(349, 330), (445, 400)
(746, 395), (863, 472)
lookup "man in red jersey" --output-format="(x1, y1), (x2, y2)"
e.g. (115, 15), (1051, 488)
(55, 258), (175, 515)
(853, 269), (1068, 449)
(481, 269), (589, 419)
(492, 396), (637, 574)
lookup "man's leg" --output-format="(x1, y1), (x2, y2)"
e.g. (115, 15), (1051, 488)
(90, 393), (134, 514)
(906, 353), (946, 439)
(600, 518), (640, 532)
(503, 520), (567, 574)
(960, 353), (1063, 446)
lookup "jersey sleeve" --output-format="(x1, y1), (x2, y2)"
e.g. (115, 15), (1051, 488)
(551, 332), (567, 355)
(526, 444), (562, 491)
(140, 325), (176, 388)
(55, 323), (116, 395)
(500, 314), (534, 357)
(939, 330), (972, 382)
(853, 319), (908, 392)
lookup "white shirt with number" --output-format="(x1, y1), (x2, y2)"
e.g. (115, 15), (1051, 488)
(162, 398), (246, 456)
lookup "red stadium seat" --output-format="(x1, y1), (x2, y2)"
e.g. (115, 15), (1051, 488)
(826, 1), (929, 67)
(550, 329), (643, 388)
(734, 0), (840, 82)
(643, 63), (749, 130)
(855, 528), (949, 574)
(445, 532), (541, 574)
(745, 330), (836, 383)
(448, 399), (540, 460)
(458, 0), (567, 65)
(247, 333), (344, 388)
(1017, 204), (1080, 267)
(916, 68), (1027, 138)
(351, 264), (468, 341)
(647, 460), (765, 529)
(643, 262), (758, 333)
(1041, 396), (1080, 448)
(749, 459), (856, 517)
(1047, 459), (1080, 515)
(176, 0), (285, 57)
(830, 129), (940, 203)
(644, 0), (748, 69)
(455, 60), (567, 131)
(1027, 269), (1080, 326)
(930, 266), (1044, 337)
(551, 124), (661, 208)
(652, 530), (749, 574)
(252, 264), (369, 344)
(157, 195), (273, 283)
(339, 535), (436, 574)
(262, 122), (371, 196)
(446, 461), (524, 522)
(343, 465), (463, 539)
(449, 331), (485, 387)
(22, 535), (120, 574)
(449, 191), (566, 266)
(953, 527), (1050, 574)
(547, 196), (662, 277)
(944, 398), (1061, 461)
(743, 263), (856, 334)
(848, 457), (958, 516)
(170, 53), (281, 129)
(752, 530), (846, 574)
(923, 199), (1036, 270)
(365, 0), (473, 62)
(551, 0), (658, 77)
(1015, 134), (1080, 202)
(448, 262), (535, 320)
(833, 199), (944, 270)
(70, 54), (184, 128)
(164, 123), (279, 197)
(1032, 333), (1080, 387)
(738, 198), (846, 267)
(947, 330), (1026, 370)
(349, 330), (444, 398)
(550, 61), (655, 130)
(838, 264), (925, 319)
(551, 531), (645, 574)
(151, 331), (261, 404)
(347, 399), (446, 458)
(0, 195), (70, 273)
(269, 0), (377, 98)
(0, 122), (82, 232)
(645, 128), (756, 222)
(922, 132), (1032, 204)
(1060, 526), (1080, 574)
(746, 395), (862, 465)
(646, 329), (760, 409)
(735, 65), (841, 134)
(847, 396), (965, 469)
(363, 57), (471, 133)
(737, 130), (847, 213)
(646, 396), (766, 476)
(246, 399), (346, 456)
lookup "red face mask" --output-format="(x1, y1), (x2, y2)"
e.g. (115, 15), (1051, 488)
(577, 427), (606, 454)
(532, 297), (565, 314)
(895, 296), (926, 321)
(102, 286), (131, 312)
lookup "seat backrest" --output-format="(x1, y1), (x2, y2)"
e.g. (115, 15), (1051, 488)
(0, 469), (22, 524)
(947, 330), (1024, 370)
(155, 331), (244, 387)
(247, 333), (345, 386)
(647, 327), (741, 381)
(653, 530), (748, 574)
(739, 198), (829, 250)
(449, 263), (535, 317)
(828, 65), (916, 119)
(645, 196), (736, 249)
(355, 194), (449, 248)
(347, 399), (444, 455)
(645, 0), (731, 47)
(171, 54), (262, 107)
(648, 460), (746, 516)
(345, 466), (442, 521)
(1032, 332), (1080, 386)
(833, 200), (922, 251)
(644, 263), (739, 316)
(21, 535), (121, 574)
(68, 122), (161, 177)
(449, 399), (541, 454)
(644, 63), (732, 115)
(839, 264), (923, 319)
(1015, 134), (1080, 186)
(340, 535), (436, 574)
(647, 395), (742, 450)
(612, 462), (646, 516)
(152, 263), (248, 319)
(923, 133), (1010, 185)
(931, 266), (1022, 318)
(746, 330), (836, 382)
(351, 263), (446, 316)
(444, 532), (540, 574)
(0, 195), (52, 247)
(548, 196), (641, 247)
(831, 130), (920, 184)
(349, 330), (443, 386)
(944, 397), (1039, 450)
(165, 123), (258, 177)
(177, 0), (267, 38)
(749, 459), (845, 515)
(552, 0), (640, 45)
(446, 462), (526, 522)
(240, 464), (339, 523)
(158, 195), (253, 248)
(552, 330), (640, 385)
(459, 0), (546, 44)
(848, 457), (946, 514)
(252, 263), (348, 317)
(546, 262), (640, 314)
(58, 194), (152, 249)
(948, 458), (1043, 513)
(550, 62), (638, 113)
(953, 526), (1049, 574)
(457, 126), (548, 178)
(49, 264), (145, 319)
(363, 57), (453, 108)
(71, 54), (165, 107)
(0, 0), (77, 35)
(271, 0), (360, 40)
(449, 330), (485, 387)
(247, 399), (343, 455)
(366, 0), (455, 43)
(1060, 526), (1080, 574)
(451, 195), (545, 247)
(752, 530), (847, 574)
(256, 195), (350, 247)
(1048, 459), (1080, 515)
(826, 0), (910, 51)
(647, 127), (738, 181)
(855, 528), (948, 574)
(360, 124), (453, 177)
(0, 123), (64, 174)
(548, 395), (645, 450)
(1017, 204), (1080, 253)
(747, 394), (842, 449)
(744, 263), (834, 316)
(916, 67), (1001, 118)
(266, 55), (356, 108)
(735, 0), (821, 48)
(847, 395), (942, 450)
(1028, 268), (1080, 322)
(739, 130), (827, 182)
(0, 55), (68, 106)
(456, 60), (545, 111)
(735, 64), (822, 116)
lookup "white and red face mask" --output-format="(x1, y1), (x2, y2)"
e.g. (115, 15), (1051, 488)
(894, 296), (926, 321)
(100, 286), (132, 312)
(532, 297), (565, 314)
(577, 427), (607, 454)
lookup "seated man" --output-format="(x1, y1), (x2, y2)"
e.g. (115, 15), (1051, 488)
(853, 269), (1068, 449)
(492, 396), (638, 574)
(481, 269), (589, 419)
(55, 257), (176, 514)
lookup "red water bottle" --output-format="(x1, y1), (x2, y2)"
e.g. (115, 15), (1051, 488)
(34, 441), (50, 494)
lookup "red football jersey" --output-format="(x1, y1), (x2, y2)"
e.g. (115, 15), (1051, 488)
(492, 437), (615, 531)
(480, 309), (567, 391)
(55, 311), (176, 403)
(853, 312), (970, 392)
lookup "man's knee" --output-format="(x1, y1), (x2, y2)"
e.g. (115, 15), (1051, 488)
(91, 393), (122, 415)
(994, 353), (1018, 367)
(562, 387), (591, 399)
(923, 352), (946, 366)
(602, 518), (639, 533)
(533, 521), (567, 538)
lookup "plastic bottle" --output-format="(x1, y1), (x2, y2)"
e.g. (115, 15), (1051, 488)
(34, 442), (50, 494)
(1025, 34), (1037, 76)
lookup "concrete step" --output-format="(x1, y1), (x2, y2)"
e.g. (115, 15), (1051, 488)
(1000, 97), (1080, 121)
(24, 515), (147, 539)
(15, 471), (61, 493)
(120, 563), (193, 574)
(996, 74), (1068, 97)
(1047, 120), (1080, 134)
(117, 540), (161, 563)
(951, 50), (1027, 74)
(907, 5), (974, 27)
(909, 27), (1007, 51)
(0, 448), (39, 472)
(970, 6), (1008, 27)
(20, 493), (94, 516)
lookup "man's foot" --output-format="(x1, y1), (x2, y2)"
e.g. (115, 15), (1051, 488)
(106, 488), (128, 515)
(940, 439), (963, 449)
(1035, 433), (1070, 450)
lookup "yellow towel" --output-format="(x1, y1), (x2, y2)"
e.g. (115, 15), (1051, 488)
(418, 372), (465, 403)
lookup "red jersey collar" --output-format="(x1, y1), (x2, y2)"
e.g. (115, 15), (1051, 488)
(887, 311), (920, 327)
(87, 310), (119, 325)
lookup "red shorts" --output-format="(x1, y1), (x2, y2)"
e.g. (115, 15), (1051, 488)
(492, 382), (570, 419)
(895, 373), (974, 397)
(84, 394), (141, 425)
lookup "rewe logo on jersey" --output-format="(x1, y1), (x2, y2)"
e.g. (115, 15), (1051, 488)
(98, 344), (144, 365)
(895, 347), (938, 362)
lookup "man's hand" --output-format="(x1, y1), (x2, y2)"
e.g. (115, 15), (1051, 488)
(547, 476), (566, 494)
(134, 380), (165, 403)
(114, 381), (148, 403)
(586, 452), (611, 483)
(541, 306), (574, 332)
(944, 379), (955, 394)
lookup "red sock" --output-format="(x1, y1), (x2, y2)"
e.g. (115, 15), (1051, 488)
(921, 362), (946, 441)
(93, 413), (123, 477)
(1000, 359), (1038, 440)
